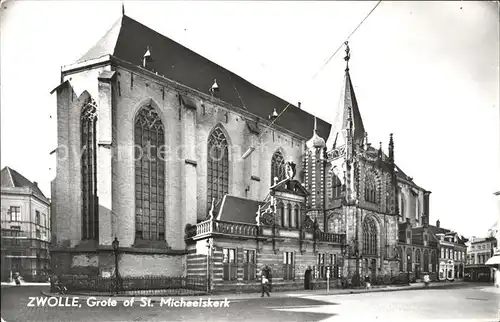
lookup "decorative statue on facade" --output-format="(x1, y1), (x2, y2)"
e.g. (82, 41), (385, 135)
(303, 215), (314, 230)
(285, 161), (296, 180)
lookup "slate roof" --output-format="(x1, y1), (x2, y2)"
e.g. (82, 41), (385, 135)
(1, 166), (47, 200)
(76, 15), (331, 140)
(427, 224), (468, 246)
(216, 195), (265, 224)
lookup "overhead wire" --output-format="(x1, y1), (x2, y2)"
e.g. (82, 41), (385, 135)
(209, 1), (383, 190)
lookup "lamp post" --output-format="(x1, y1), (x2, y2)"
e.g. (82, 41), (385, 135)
(355, 247), (360, 287)
(407, 254), (411, 285)
(112, 237), (120, 295)
(206, 239), (212, 294)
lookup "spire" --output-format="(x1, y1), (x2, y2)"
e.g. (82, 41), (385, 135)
(122, 2), (125, 16)
(389, 133), (394, 162)
(326, 42), (366, 150)
(313, 117), (318, 134)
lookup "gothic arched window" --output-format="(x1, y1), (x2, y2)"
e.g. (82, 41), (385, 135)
(332, 172), (342, 199)
(135, 105), (165, 241)
(364, 172), (377, 203)
(362, 216), (377, 256)
(271, 151), (286, 185)
(207, 127), (229, 214)
(424, 249), (429, 272)
(81, 98), (99, 240)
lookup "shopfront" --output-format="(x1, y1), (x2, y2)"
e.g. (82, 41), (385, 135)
(438, 259), (454, 281)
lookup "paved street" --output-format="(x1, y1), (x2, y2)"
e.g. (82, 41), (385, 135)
(1, 283), (498, 322)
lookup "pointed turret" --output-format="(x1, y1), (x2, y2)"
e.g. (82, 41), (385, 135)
(326, 42), (366, 150)
(388, 133), (394, 163)
(306, 117), (326, 149)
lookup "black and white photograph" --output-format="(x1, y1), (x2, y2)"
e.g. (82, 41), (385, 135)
(1, 1), (499, 321)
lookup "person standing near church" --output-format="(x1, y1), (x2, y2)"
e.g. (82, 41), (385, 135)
(261, 273), (270, 297)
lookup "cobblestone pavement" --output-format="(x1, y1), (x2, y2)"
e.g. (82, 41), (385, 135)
(1, 284), (498, 322)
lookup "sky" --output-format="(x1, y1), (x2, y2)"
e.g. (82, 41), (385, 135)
(1, 1), (499, 238)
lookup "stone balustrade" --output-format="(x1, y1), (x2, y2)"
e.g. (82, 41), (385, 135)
(186, 219), (346, 244)
(316, 231), (346, 244)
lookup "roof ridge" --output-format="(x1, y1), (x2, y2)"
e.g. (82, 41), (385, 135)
(6, 166), (15, 187)
(77, 15), (124, 63)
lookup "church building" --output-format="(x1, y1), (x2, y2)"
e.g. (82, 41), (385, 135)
(50, 12), (436, 292)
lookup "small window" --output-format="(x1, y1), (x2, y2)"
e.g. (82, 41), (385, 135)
(316, 253), (326, 279)
(9, 206), (21, 222)
(36, 211), (40, 225)
(222, 248), (237, 281)
(243, 250), (256, 280)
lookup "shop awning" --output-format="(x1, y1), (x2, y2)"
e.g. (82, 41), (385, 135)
(485, 255), (500, 266)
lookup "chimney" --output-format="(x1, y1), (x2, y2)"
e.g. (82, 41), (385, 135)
(33, 181), (38, 186)
(298, 102), (301, 109)
(436, 219), (440, 228)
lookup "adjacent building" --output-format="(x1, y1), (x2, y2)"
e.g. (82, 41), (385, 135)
(465, 236), (497, 282)
(50, 13), (460, 292)
(428, 221), (468, 281)
(1, 167), (51, 282)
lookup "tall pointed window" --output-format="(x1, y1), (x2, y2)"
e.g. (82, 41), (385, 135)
(332, 173), (342, 199)
(135, 105), (165, 241)
(207, 127), (229, 213)
(362, 216), (377, 256)
(81, 98), (99, 240)
(364, 172), (377, 203)
(271, 151), (286, 184)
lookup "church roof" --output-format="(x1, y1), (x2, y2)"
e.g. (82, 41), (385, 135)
(1, 166), (47, 200)
(76, 15), (331, 140)
(216, 195), (264, 224)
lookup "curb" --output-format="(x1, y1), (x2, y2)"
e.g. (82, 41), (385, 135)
(40, 282), (465, 302)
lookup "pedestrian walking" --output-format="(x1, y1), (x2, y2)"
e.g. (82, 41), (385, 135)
(423, 274), (430, 287)
(364, 275), (371, 289)
(494, 268), (500, 288)
(261, 274), (270, 297)
(14, 272), (21, 286)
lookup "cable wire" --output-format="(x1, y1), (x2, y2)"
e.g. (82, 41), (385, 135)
(210, 1), (383, 190)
